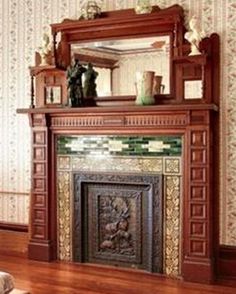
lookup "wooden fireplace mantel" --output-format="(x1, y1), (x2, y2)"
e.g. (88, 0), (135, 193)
(18, 2), (221, 284)
(17, 103), (219, 284)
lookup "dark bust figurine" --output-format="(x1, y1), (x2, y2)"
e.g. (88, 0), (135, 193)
(83, 63), (98, 98)
(67, 58), (86, 107)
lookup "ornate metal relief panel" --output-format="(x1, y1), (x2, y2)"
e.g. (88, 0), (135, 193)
(73, 173), (163, 273)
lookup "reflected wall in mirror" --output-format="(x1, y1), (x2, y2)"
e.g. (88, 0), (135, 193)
(45, 86), (62, 105)
(184, 80), (203, 99)
(71, 36), (170, 97)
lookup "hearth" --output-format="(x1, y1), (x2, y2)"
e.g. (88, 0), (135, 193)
(73, 172), (163, 273)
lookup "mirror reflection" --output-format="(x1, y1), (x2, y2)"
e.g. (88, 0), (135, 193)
(71, 36), (170, 97)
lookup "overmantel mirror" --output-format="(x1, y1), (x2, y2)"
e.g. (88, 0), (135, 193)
(50, 4), (185, 104)
(28, 3), (219, 108)
(71, 35), (170, 97)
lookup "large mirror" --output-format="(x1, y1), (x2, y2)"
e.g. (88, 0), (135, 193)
(71, 35), (170, 97)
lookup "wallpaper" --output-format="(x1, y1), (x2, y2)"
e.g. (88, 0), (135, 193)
(0, 0), (233, 245)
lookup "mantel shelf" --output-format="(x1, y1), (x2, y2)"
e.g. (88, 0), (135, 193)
(17, 103), (218, 115)
(29, 65), (63, 76)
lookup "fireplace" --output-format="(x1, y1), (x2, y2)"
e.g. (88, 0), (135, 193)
(17, 102), (218, 283)
(17, 2), (219, 283)
(73, 172), (163, 272)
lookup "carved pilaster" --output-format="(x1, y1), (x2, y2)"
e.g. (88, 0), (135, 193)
(182, 125), (213, 283)
(28, 113), (53, 261)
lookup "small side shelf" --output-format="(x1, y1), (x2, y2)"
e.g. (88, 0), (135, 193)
(29, 65), (59, 76)
(173, 54), (208, 65)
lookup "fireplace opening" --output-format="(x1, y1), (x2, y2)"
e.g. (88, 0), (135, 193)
(73, 172), (163, 273)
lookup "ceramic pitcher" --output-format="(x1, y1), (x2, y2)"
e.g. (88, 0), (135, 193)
(153, 75), (165, 95)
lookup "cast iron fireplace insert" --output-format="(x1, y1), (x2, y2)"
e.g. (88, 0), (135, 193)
(73, 172), (163, 273)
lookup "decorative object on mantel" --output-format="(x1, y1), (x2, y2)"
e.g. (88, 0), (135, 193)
(67, 59), (86, 107)
(135, 71), (155, 105)
(37, 33), (52, 66)
(135, 0), (152, 14)
(184, 16), (206, 56)
(29, 65), (67, 108)
(153, 75), (165, 95)
(79, 1), (102, 20)
(83, 63), (98, 98)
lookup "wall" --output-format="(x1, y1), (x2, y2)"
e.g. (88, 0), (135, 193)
(0, 0), (234, 246)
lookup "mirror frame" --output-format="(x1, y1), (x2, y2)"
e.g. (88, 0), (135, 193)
(51, 5), (185, 102)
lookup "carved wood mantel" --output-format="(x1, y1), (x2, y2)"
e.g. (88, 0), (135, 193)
(17, 103), (219, 284)
(18, 3), (220, 284)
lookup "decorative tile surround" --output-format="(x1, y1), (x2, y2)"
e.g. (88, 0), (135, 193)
(58, 135), (182, 156)
(57, 135), (182, 276)
(0, 0), (233, 245)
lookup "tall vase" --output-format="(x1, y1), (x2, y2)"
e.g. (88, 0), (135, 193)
(135, 71), (155, 105)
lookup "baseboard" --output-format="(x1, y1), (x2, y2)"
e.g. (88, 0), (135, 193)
(182, 259), (213, 284)
(0, 230), (28, 257)
(217, 245), (236, 282)
(0, 222), (28, 232)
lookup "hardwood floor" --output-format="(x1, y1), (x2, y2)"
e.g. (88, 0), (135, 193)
(0, 255), (235, 294)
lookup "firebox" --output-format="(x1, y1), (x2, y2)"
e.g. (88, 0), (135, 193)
(73, 172), (163, 273)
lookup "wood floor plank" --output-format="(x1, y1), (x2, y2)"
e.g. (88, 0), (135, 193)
(0, 255), (235, 294)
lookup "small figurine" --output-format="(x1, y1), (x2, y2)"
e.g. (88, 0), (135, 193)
(80, 1), (101, 20)
(38, 33), (51, 66)
(83, 63), (98, 98)
(67, 59), (86, 107)
(184, 16), (206, 56)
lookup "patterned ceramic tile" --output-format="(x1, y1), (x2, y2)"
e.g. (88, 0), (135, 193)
(57, 171), (72, 261)
(57, 135), (182, 156)
(164, 157), (181, 175)
(57, 156), (71, 170)
(71, 156), (163, 173)
(164, 176), (180, 276)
